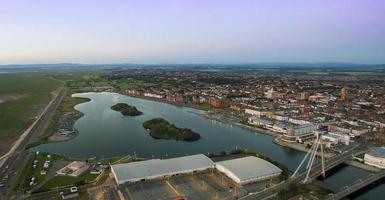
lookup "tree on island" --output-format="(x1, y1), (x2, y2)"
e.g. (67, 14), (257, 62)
(143, 118), (201, 141)
(111, 103), (143, 116)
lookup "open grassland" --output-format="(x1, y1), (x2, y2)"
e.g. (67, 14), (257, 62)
(0, 73), (62, 156)
(23, 70), (108, 148)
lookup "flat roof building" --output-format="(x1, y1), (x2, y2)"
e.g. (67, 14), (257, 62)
(111, 154), (215, 185)
(215, 156), (282, 185)
(56, 161), (89, 177)
(364, 147), (385, 169)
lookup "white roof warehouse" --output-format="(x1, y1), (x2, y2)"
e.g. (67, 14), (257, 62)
(111, 154), (282, 185)
(215, 156), (282, 185)
(111, 154), (215, 184)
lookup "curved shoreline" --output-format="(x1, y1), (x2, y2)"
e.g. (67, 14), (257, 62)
(47, 96), (91, 142)
(30, 96), (91, 145)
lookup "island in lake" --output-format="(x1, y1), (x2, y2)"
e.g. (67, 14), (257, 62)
(111, 103), (143, 116)
(143, 118), (201, 141)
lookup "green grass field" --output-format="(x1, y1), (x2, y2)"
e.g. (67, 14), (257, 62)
(39, 173), (98, 191)
(0, 73), (62, 156)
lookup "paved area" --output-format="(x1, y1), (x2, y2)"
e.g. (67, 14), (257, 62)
(88, 185), (120, 200)
(120, 171), (251, 200)
(34, 161), (69, 190)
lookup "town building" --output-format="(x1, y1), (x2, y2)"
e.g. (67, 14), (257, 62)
(282, 124), (316, 142)
(144, 92), (164, 99)
(299, 106), (309, 114)
(208, 98), (222, 108)
(245, 108), (267, 117)
(248, 117), (274, 127)
(215, 156), (282, 185)
(265, 88), (282, 99)
(230, 105), (241, 112)
(111, 154), (215, 185)
(364, 147), (385, 169)
(341, 87), (349, 101)
(328, 123), (370, 137)
(321, 132), (350, 147)
(300, 91), (310, 101)
(272, 114), (289, 122)
(56, 161), (89, 177)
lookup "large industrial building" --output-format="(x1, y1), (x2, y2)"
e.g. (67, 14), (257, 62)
(364, 147), (385, 169)
(111, 154), (282, 186)
(111, 154), (215, 184)
(215, 156), (282, 185)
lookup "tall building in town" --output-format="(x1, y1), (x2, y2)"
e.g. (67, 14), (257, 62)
(300, 91), (310, 100)
(341, 87), (349, 101)
(265, 88), (282, 99)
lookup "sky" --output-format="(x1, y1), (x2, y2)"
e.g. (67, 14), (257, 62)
(0, 0), (385, 64)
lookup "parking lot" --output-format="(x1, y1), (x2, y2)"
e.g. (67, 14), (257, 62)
(88, 185), (120, 200)
(119, 170), (250, 200)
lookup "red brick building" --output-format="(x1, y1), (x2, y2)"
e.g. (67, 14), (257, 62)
(208, 98), (222, 108)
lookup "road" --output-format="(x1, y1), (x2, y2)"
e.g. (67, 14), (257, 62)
(0, 86), (67, 199)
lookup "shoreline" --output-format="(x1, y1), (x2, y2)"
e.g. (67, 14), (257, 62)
(36, 91), (375, 173)
(122, 93), (211, 112)
(273, 137), (335, 158)
(31, 96), (91, 146)
(118, 93), (379, 172)
(122, 93), (281, 138)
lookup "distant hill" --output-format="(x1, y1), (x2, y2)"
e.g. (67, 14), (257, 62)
(0, 62), (384, 70)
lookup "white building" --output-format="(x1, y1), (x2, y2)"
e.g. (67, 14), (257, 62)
(364, 147), (385, 169)
(321, 132), (350, 147)
(272, 115), (289, 122)
(56, 161), (89, 177)
(144, 93), (164, 99)
(287, 124), (315, 136)
(282, 124), (316, 142)
(215, 156), (282, 185)
(245, 109), (267, 117)
(288, 118), (311, 125)
(248, 117), (273, 127)
(264, 88), (282, 99)
(272, 123), (289, 134)
(328, 123), (369, 137)
(111, 154), (214, 184)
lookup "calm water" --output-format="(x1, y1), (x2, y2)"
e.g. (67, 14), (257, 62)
(32, 92), (383, 199)
(321, 165), (385, 200)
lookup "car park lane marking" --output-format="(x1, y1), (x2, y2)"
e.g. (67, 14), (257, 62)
(165, 180), (180, 196)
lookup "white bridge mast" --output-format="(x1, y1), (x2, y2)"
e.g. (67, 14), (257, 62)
(291, 132), (326, 183)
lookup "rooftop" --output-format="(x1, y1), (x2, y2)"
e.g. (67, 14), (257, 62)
(215, 156), (282, 184)
(367, 147), (385, 158)
(111, 154), (215, 184)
